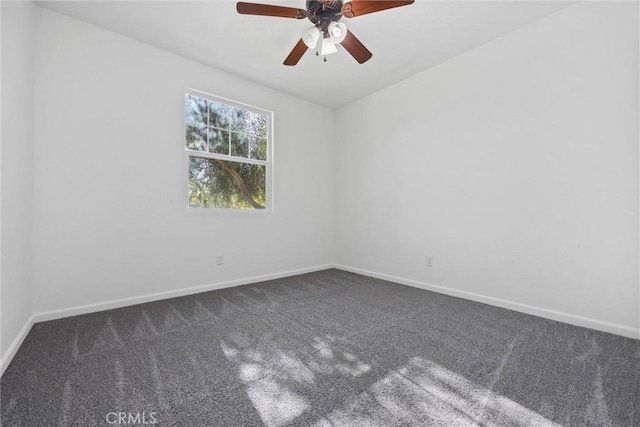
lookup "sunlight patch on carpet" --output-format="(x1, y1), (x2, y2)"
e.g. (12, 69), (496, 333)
(317, 357), (563, 427)
(247, 378), (310, 427)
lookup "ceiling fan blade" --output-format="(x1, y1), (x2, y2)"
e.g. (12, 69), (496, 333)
(283, 39), (308, 66)
(342, 1), (414, 18)
(340, 30), (372, 64)
(237, 2), (308, 19)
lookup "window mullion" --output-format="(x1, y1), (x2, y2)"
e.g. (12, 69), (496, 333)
(227, 110), (232, 157)
(187, 150), (267, 166)
(206, 100), (211, 153)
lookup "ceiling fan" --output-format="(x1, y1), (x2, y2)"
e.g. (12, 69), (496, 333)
(237, 0), (415, 66)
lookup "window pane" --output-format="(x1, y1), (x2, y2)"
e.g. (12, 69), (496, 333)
(230, 132), (249, 158)
(209, 101), (230, 129)
(250, 112), (268, 138)
(185, 94), (207, 125)
(189, 156), (266, 209)
(186, 123), (207, 151)
(209, 129), (229, 154)
(229, 107), (250, 133)
(250, 137), (268, 161)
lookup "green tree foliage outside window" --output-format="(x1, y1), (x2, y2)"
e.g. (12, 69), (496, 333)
(185, 92), (270, 210)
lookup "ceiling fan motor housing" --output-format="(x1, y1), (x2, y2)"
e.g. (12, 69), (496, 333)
(306, 0), (343, 28)
(237, 0), (415, 65)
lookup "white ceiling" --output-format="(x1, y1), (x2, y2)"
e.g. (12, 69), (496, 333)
(35, 0), (573, 109)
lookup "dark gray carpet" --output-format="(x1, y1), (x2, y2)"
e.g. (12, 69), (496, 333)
(1, 269), (638, 426)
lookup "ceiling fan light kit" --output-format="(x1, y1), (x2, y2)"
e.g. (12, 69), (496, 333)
(236, 0), (414, 66)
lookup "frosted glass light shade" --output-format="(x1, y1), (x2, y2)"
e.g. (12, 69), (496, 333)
(328, 22), (347, 44)
(302, 26), (321, 48)
(320, 38), (338, 55)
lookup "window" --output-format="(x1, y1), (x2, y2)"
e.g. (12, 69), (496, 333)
(185, 90), (272, 210)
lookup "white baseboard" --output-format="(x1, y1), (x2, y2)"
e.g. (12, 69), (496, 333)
(1, 265), (331, 373)
(1, 315), (35, 376)
(335, 264), (640, 340)
(33, 264), (334, 323)
(3, 262), (636, 375)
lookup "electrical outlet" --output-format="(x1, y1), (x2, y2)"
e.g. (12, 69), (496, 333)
(216, 255), (224, 265)
(425, 256), (434, 267)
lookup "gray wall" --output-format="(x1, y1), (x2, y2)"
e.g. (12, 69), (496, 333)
(334, 2), (639, 336)
(1, 0), (35, 366)
(31, 8), (335, 316)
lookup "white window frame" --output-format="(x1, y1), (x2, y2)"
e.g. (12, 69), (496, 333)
(184, 88), (274, 213)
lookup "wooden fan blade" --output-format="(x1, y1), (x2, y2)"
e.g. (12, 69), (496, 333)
(237, 2), (308, 19)
(283, 39), (308, 66)
(342, 1), (414, 18)
(340, 30), (372, 64)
